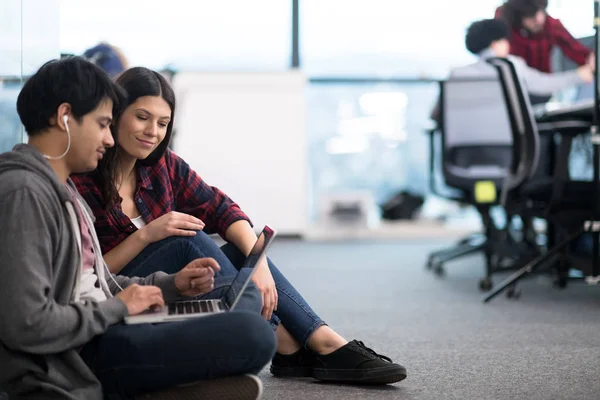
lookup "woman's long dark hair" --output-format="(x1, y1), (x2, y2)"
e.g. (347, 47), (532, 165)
(501, 0), (548, 29)
(97, 67), (176, 207)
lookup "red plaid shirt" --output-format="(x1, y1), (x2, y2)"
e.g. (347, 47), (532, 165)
(495, 7), (591, 73)
(71, 149), (251, 254)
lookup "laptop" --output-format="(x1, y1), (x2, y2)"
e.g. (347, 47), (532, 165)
(124, 225), (276, 324)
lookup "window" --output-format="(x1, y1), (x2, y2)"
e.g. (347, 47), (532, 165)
(59, 0), (291, 71)
(301, 0), (502, 78)
(0, 0), (60, 152)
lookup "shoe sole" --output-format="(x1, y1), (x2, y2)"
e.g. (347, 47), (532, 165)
(270, 364), (314, 378)
(136, 374), (263, 400)
(313, 365), (407, 385)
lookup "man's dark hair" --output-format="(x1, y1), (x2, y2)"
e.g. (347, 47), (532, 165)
(16, 56), (123, 136)
(96, 67), (176, 206)
(466, 19), (510, 55)
(501, 0), (548, 29)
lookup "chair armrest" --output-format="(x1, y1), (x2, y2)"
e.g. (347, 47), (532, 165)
(537, 120), (591, 137)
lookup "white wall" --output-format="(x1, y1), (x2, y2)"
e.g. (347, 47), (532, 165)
(172, 71), (308, 236)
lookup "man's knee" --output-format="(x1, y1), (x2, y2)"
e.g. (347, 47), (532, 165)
(231, 312), (276, 368)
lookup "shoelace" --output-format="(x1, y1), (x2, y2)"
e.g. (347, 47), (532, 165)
(353, 340), (393, 363)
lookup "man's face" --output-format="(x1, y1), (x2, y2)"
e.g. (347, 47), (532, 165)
(65, 99), (115, 173)
(522, 10), (546, 34)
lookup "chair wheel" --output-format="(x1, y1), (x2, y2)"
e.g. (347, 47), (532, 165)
(479, 278), (493, 292)
(433, 265), (445, 277)
(553, 277), (567, 289)
(506, 286), (521, 300)
(426, 256), (437, 270)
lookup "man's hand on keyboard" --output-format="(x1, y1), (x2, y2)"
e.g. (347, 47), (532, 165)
(175, 257), (221, 297)
(116, 284), (165, 315)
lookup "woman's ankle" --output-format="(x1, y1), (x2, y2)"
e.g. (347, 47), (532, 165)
(306, 326), (348, 355)
(276, 325), (302, 355)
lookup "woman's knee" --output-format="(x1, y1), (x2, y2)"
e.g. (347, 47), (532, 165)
(184, 231), (223, 252)
(225, 269), (262, 314)
(236, 281), (262, 315)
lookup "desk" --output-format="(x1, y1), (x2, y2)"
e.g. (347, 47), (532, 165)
(535, 100), (599, 279)
(536, 99), (594, 123)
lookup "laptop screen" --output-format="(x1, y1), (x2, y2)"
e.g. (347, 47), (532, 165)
(224, 226), (276, 308)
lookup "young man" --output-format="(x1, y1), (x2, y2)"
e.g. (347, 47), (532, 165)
(0, 57), (276, 400)
(431, 19), (593, 123)
(495, 0), (593, 74)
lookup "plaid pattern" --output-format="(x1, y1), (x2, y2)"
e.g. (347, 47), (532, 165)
(72, 149), (251, 254)
(496, 8), (591, 73)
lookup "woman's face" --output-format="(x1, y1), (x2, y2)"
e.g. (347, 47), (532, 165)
(117, 95), (171, 160)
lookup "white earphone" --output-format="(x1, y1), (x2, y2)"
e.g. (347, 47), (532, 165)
(43, 114), (72, 160)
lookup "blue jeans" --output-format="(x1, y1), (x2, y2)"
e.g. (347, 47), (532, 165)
(80, 278), (275, 399)
(120, 232), (326, 347)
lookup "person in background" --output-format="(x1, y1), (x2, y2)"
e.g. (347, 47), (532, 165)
(83, 42), (129, 78)
(430, 18), (593, 124)
(495, 0), (594, 103)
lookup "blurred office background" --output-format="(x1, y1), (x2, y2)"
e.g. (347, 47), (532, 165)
(0, 0), (593, 239)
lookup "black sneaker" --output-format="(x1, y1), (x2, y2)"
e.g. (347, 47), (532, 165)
(270, 347), (316, 377)
(313, 340), (407, 385)
(136, 374), (263, 400)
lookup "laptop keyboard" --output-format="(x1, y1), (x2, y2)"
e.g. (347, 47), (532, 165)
(168, 300), (224, 315)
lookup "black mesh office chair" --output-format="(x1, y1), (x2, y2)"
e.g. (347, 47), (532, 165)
(426, 77), (538, 290)
(483, 57), (594, 301)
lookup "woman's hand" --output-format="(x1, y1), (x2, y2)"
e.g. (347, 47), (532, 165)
(252, 259), (278, 320)
(139, 211), (205, 244)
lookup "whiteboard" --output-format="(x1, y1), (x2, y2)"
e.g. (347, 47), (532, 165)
(172, 71), (308, 236)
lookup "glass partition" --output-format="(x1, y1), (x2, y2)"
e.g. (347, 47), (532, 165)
(0, 0), (60, 153)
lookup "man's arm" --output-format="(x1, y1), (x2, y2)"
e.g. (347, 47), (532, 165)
(0, 187), (128, 354)
(552, 18), (592, 66)
(107, 269), (182, 303)
(513, 57), (588, 95)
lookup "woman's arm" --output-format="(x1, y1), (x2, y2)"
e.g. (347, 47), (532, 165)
(552, 18), (592, 66)
(225, 219), (278, 320)
(167, 150), (252, 238)
(225, 220), (259, 256)
(102, 210), (204, 273)
(103, 229), (149, 273)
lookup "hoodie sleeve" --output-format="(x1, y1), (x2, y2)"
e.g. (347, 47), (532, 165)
(0, 187), (128, 354)
(107, 270), (183, 303)
(512, 56), (584, 96)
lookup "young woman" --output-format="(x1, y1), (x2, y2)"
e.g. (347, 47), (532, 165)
(72, 67), (407, 385)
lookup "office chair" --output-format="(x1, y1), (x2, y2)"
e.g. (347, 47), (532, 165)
(426, 77), (539, 290)
(483, 57), (594, 301)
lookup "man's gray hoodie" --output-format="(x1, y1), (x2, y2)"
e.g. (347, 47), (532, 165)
(0, 144), (182, 399)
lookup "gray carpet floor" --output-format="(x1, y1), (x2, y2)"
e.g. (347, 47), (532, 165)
(258, 239), (600, 400)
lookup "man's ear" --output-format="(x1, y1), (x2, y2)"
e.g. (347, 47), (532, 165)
(53, 103), (72, 131)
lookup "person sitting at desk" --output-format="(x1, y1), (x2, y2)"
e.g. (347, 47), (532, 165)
(495, 0), (593, 75)
(431, 18), (593, 123)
